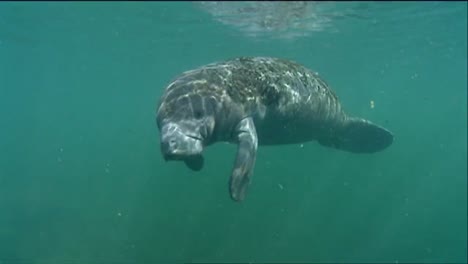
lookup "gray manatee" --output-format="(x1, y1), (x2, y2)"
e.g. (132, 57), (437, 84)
(156, 57), (393, 202)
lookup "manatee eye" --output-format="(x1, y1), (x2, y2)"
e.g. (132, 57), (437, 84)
(194, 110), (203, 119)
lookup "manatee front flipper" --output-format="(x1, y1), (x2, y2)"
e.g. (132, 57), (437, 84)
(229, 117), (258, 202)
(318, 117), (394, 153)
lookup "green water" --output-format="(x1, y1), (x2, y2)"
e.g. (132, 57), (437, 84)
(0, 2), (466, 263)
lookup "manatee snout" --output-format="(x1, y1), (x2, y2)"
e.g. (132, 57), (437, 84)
(160, 122), (204, 171)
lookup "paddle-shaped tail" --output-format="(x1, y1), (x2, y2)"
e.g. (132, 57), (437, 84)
(318, 117), (394, 153)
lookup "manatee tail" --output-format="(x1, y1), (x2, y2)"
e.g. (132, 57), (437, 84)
(318, 117), (394, 153)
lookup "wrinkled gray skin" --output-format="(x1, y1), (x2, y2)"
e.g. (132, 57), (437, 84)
(156, 57), (393, 202)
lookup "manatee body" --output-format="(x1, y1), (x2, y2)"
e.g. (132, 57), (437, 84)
(156, 57), (393, 202)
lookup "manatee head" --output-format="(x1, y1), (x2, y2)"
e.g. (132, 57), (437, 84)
(157, 89), (217, 171)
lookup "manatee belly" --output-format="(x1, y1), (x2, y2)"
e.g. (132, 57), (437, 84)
(253, 107), (343, 146)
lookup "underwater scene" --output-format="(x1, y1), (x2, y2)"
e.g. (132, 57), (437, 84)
(0, 1), (467, 263)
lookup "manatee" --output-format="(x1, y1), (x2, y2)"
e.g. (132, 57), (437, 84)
(156, 57), (393, 202)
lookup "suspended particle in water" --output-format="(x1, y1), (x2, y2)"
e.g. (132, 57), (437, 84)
(57, 147), (64, 163)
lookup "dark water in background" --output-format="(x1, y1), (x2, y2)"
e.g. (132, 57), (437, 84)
(0, 1), (466, 263)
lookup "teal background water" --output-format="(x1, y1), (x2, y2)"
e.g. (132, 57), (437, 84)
(0, 2), (466, 263)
